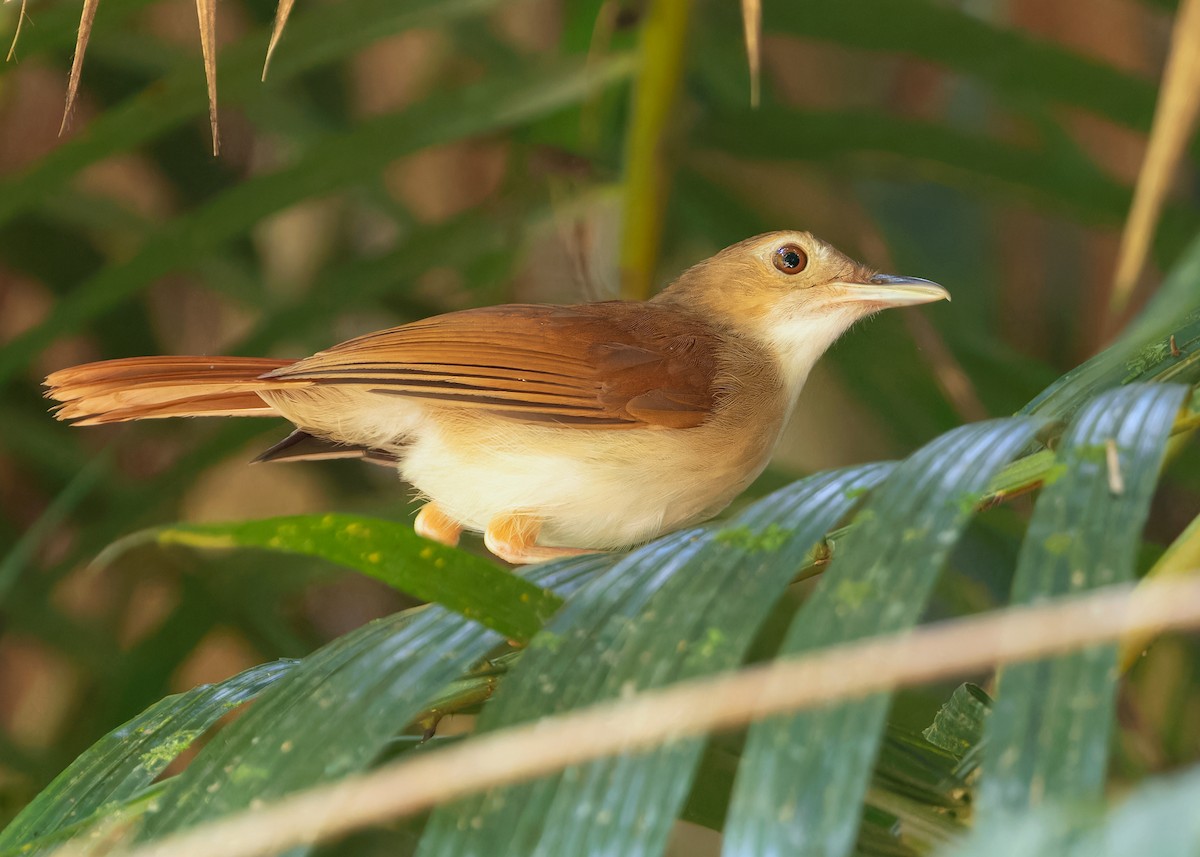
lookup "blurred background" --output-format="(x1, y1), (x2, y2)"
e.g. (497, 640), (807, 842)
(1, 0), (1197, 831)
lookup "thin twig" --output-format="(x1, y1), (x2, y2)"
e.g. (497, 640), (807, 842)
(74, 577), (1200, 857)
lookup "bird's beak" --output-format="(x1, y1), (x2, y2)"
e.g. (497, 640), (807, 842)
(834, 274), (951, 307)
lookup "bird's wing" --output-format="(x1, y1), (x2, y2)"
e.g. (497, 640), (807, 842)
(265, 303), (722, 429)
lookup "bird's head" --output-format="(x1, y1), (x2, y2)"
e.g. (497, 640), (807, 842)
(655, 230), (950, 394)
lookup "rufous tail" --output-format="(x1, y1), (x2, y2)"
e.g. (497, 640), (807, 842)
(44, 356), (297, 425)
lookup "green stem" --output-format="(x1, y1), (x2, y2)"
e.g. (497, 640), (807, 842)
(619, 0), (693, 299)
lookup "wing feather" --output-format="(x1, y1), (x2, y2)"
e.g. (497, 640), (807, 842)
(267, 303), (721, 429)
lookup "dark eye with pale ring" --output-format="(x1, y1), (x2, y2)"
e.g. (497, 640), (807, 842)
(773, 244), (808, 275)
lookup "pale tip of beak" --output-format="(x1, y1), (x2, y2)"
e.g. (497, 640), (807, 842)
(842, 274), (950, 307)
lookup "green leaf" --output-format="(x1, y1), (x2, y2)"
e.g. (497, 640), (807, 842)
(697, 109), (1196, 251)
(977, 384), (1188, 820)
(680, 724), (972, 846)
(922, 683), (992, 761)
(1023, 232), (1200, 421)
(950, 763), (1200, 857)
(0, 660), (294, 853)
(722, 417), (1041, 857)
(0, 452), (110, 604)
(871, 727), (971, 823)
(768, 0), (1159, 136)
(115, 514), (561, 643)
(133, 556), (610, 845)
(22, 421), (275, 607)
(0, 51), (635, 388)
(1044, 765), (1200, 857)
(417, 464), (893, 857)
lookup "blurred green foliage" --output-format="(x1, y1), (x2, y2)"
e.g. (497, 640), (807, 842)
(1, 0), (1199, 854)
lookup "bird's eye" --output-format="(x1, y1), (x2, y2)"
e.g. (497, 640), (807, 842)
(773, 244), (808, 275)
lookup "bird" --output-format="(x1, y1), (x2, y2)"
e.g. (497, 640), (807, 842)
(44, 231), (948, 564)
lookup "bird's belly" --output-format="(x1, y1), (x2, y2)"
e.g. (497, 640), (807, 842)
(265, 388), (782, 550)
(400, 418), (771, 550)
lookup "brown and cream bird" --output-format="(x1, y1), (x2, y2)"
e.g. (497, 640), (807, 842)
(45, 231), (948, 564)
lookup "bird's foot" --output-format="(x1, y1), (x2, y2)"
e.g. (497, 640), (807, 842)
(484, 513), (598, 565)
(415, 502), (463, 547)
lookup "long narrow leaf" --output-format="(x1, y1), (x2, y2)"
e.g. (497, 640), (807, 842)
(977, 384), (1188, 819)
(0, 660), (295, 852)
(950, 763), (1200, 857)
(132, 556), (610, 845)
(416, 531), (720, 857)
(0, 452), (110, 604)
(418, 465), (893, 857)
(770, 0), (1158, 135)
(698, 109), (1198, 249)
(1111, 0), (1200, 314)
(1023, 231), (1200, 420)
(113, 514), (561, 642)
(722, 418), (1041, 857)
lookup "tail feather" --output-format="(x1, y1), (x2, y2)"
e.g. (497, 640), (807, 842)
(45, 356), (298, 425)
(252, 429), (401, 466)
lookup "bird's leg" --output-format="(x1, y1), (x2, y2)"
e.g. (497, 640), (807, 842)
(415, 502), (463, 547)
(484, 512), (598, 565)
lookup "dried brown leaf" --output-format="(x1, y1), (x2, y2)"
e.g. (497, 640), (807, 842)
(6, 0), (30, 62)
(261, 0), (295, 81)
(740, 0), (761, 107)
(195, 0), (219, 155)
(60, 0), (101, 134)
(1110, 0), (1200, 317)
